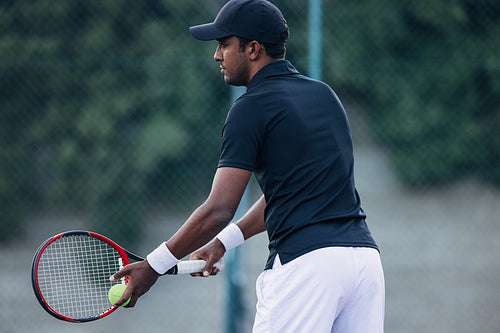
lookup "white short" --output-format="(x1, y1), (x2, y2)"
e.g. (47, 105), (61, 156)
(252, 247), (385, 333)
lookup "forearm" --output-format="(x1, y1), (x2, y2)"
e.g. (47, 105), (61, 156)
(235, 195), (267, 240)
(166, 202), (234, 259)
(162, 167), (251, 260)
(169, 184), (265, 257)
(213, 195), (265, 253)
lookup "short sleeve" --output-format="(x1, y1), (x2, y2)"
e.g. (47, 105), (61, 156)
(218, 98), (265, 171)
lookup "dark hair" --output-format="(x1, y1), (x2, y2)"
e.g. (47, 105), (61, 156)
(237, 24), (289, 59)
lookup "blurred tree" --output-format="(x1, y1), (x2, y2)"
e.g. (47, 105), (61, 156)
(324, 0), (500, 186)
(0, 0), (229, 242)
(0, 0), (498, 242)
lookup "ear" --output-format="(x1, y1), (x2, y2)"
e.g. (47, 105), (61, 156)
(248, 41), (263, 61)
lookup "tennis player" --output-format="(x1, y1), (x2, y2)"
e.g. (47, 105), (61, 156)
(111, 1), (385, 332)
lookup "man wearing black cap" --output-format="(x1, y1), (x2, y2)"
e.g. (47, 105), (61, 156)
(111, 1), (385, 332)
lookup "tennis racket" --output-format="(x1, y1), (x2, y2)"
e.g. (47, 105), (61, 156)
(31, 230), (225, 322)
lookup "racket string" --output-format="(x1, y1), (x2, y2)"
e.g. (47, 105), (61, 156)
(37, 235), (123, 320)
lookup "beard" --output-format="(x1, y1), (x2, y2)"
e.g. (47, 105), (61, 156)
(224, 54), (251, 87)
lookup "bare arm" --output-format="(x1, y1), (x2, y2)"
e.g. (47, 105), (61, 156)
(235, 194), (267, 240)
(190, 195), (267, 277)
(166, 167), (252, 258)
(111, 167), (251, 306)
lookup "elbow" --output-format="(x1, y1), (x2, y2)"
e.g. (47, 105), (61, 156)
(202, 200), (236, 231)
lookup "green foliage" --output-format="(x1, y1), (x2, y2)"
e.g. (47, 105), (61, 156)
(0, 1), (229, 242)
(324, 0), (500, 187)
(0, 1), (498, 241)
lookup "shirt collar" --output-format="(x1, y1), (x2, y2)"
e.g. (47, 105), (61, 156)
(247, 60), (300, 90)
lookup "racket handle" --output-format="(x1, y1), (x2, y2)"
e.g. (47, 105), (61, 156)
(175, 259), (225, 275)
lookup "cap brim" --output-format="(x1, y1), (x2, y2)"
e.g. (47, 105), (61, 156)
(189, 23), (231, 41)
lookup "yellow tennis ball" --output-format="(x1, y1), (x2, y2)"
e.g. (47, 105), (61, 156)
(108, 284), (130, 307)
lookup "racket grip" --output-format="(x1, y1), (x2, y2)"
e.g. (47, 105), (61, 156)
(175, 259), (225, 275)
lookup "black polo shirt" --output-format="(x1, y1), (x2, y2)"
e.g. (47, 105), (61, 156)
(218, 60), (378, 269)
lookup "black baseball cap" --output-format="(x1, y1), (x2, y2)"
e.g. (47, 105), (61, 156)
(189, 0), (288, 44)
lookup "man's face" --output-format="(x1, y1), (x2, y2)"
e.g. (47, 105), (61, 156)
(214, 36), (251, 86)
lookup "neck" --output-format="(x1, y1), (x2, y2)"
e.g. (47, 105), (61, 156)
(246, 58), (280, 86)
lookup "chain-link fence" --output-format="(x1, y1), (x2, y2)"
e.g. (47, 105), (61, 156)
(1, 1), (499, 332)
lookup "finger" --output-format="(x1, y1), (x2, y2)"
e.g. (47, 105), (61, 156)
(124, 294), (138, 308)
(202, 262), (212, 277)
(202, 257), (219, 277)
(121, 282), (142, 308)
(109, 266), (129, 282)
(190, 266), (218, 277)
(113, 286), (133, 307)
(189, 253), (205, 277)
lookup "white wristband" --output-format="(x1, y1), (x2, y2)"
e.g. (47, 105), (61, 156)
(146, 242), (180, 275)
(216, 223), (245, 251)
